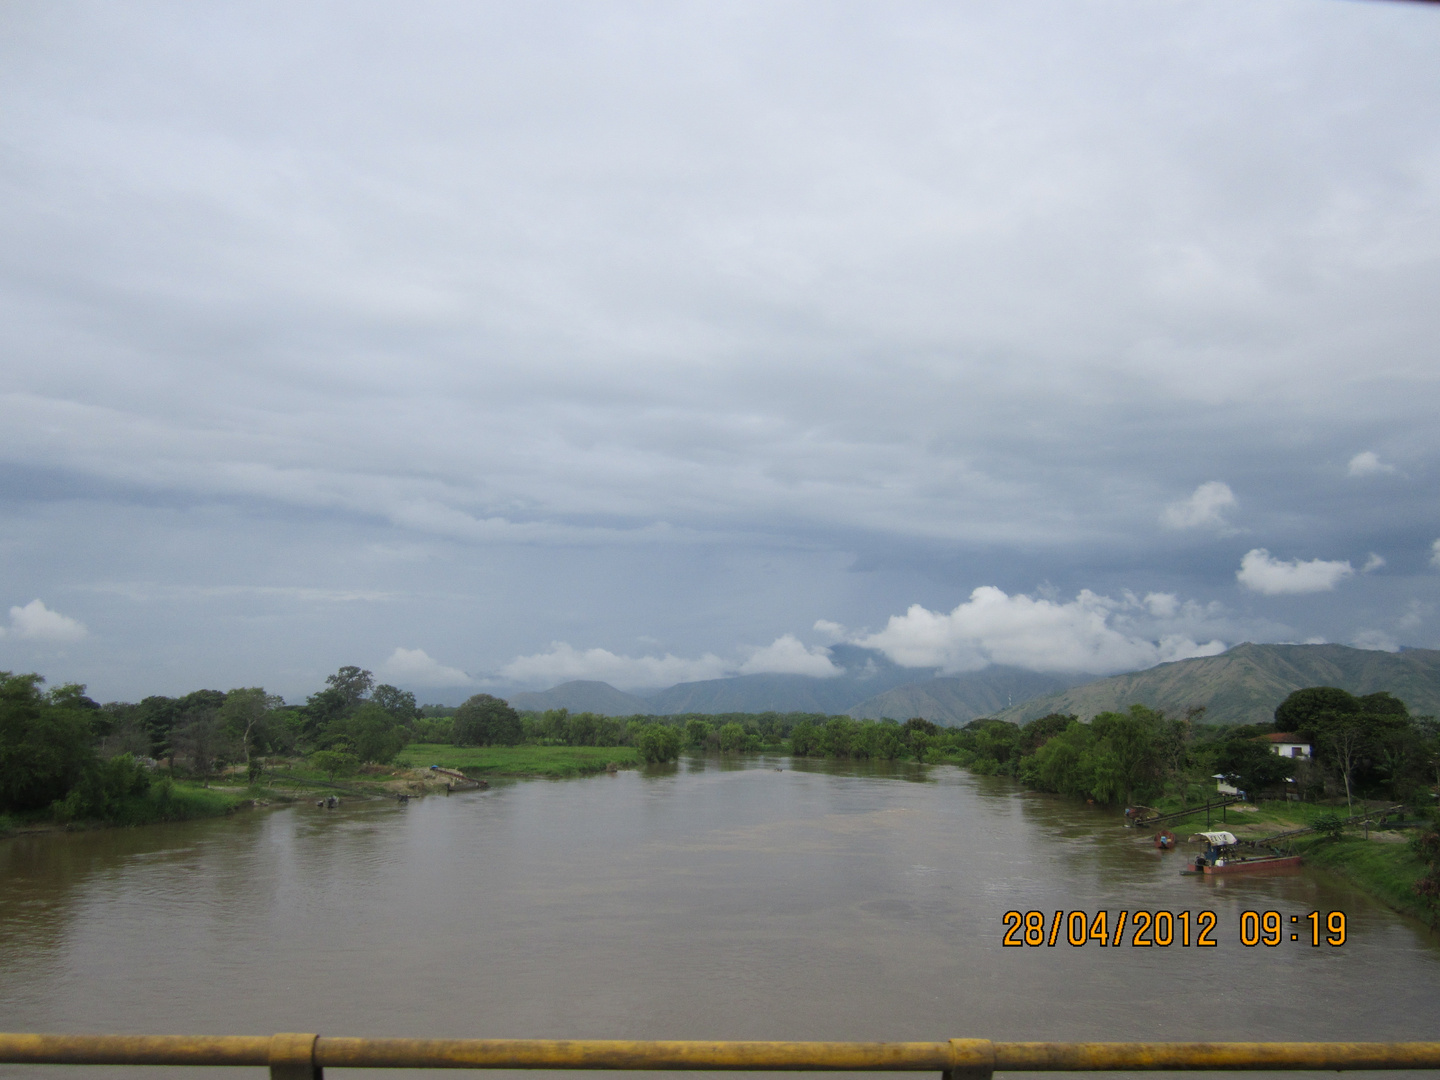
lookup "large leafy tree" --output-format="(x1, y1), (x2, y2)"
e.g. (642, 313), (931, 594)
(327, 666), (375, 708)
(1214, 734), (1292, 796)
(637, 723), (681, 763)
(302, 666), (377, 743)
(371, 684), (419, 723)
(0, 673), (100, 812)
(453, 694), (522, 747)
(219, 688), (284, 770)
(1087, 705), (1164, 805)
(1273, 686), (1361, 735)
(1274, 686), (1415, 810)
(326, 702), (407, 764)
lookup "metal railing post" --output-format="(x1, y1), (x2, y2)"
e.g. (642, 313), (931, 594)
(270, 1033), (321, 1080)
(943, 1039), (994, 1080)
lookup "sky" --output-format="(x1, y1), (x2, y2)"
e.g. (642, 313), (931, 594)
(2, 0), (1439, 704)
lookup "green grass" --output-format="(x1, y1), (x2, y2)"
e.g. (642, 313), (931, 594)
(396, 743), (640, 778)
(1295, 833), (1436, 926)
(100, 781), (248, 826)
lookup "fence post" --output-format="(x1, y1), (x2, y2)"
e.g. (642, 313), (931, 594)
(269, 1034), (321, 1080)
(944, 1039), (994, 1080)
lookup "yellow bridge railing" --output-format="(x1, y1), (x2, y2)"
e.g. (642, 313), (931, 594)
(3, 1036), (1440, 1079)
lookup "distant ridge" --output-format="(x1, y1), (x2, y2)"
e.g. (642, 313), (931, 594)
(500, 649), (1084, 722)
(505, 680), (652, 716)
(499, 643), (1440, 727)
(642, 644), (927, 715)
(847, 667), (1089, 726)
(989, 643), (1440, 726)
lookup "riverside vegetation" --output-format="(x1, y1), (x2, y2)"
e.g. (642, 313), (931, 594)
(3, 665), (1437, 925)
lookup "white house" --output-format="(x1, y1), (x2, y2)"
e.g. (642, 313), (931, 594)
(1264, 732), (1311, 759)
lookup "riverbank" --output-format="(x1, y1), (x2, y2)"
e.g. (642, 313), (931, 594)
(0, 779), (252, 836)
(0, 745), (645, 837)
(1137, 796), (1437, 927)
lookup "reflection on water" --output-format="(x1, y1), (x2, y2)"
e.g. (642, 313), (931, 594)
(2, 759), (1438, 1080)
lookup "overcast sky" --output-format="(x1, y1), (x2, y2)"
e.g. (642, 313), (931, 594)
(3, 0), (1439, 703)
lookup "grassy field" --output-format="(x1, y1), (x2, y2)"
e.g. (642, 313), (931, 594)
(396, 743), (640, 778)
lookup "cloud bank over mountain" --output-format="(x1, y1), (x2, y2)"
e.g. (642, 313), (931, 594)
(853, 587), (1226, 675)
(494, 586), (1229, 689)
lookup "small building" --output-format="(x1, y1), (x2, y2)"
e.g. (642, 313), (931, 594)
(1263, 732), (1311, 759)
(1213, 773), (1239, 796)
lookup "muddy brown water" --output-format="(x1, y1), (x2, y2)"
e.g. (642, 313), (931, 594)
(2, 758), (1438, 1080)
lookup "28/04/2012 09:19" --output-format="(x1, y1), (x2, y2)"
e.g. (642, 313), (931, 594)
(1001, 910), (1347, 948)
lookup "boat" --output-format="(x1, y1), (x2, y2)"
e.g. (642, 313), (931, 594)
(1154, 830), (1176, 850)
(1181, 830), (1302, 875)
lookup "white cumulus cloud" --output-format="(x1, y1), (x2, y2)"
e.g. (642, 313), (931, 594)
(737, 634), (842, 677)
(1, 599), (88, 642)
(1161, 481), (1237, 530)
(1236, 549), (1354, 595)
(1351, 629), (1400, 652)
(1362, 553), (1385, 573)
(378, 647), (472, 688)
(1431, 539), (1440, 569)
(855, 586), (1226, 675)
(501, 642), (729, 689)
(1348, 451), (1397, 477)
(1142, 592), (1179, 618)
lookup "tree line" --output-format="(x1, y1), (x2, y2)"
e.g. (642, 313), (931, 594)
(7, 660), (1438, 821)
(948, 688), (1439, 811)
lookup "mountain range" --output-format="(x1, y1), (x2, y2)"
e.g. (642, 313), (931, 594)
(500, 643), (1440, 727)
(988, 642), (1440, 726)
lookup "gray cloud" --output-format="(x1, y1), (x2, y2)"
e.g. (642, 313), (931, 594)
(2, 1), (1439, 699)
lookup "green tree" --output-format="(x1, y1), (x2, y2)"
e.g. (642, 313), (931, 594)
(453, 694), (523, 746)
(637, 723), (681, 763)
(327, 702), (407, 764)
(0, 673), (99, 812)
(1021, 720), (1095, 796)
(308, 750), (359, 778)
(372, 684), (419, 722)
(1087, 705), (1164, 805)
(538, 708), (570, 743)
(219, 688), (284, 771)
(790, 720), (819, 756)
(684, 718), (711, 748)
(46, 683), (101, 713)
(327, 666), (374, 708)
(718, 722), (748, 752)
(54, 753), (152, 822)
(1213, 734), (1291, 796)
(1020, 713), (1077, 754)
(171, 709), (232, 785)
(1274, 686), (1361, 736)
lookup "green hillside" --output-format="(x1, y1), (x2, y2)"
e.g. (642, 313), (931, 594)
(506, 680), (653, 716)
(990, 643), (1440, 726)
(847, 668), (1085, 725)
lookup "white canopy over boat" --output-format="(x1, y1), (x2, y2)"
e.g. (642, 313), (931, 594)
(1192, 831), (1238, 846)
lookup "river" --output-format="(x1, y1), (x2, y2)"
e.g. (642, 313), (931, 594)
(2, 758), (1438, 1080)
